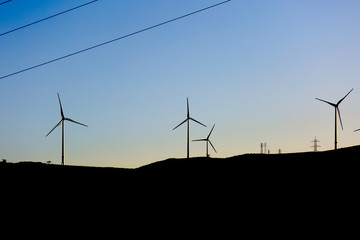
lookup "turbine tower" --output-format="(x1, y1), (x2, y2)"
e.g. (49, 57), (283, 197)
(46, 93), (88, 165)
(315, 88), (353, 150)
(173, 98), (206, 159)
(193, 124), (217, 158)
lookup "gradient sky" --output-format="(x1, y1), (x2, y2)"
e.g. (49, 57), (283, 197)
(1, 0), (360, 168)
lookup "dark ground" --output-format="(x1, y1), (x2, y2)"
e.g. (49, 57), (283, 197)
(1, 145), (358, 195)
(1, 146), (358, 236)
(2, 145), (358, 185)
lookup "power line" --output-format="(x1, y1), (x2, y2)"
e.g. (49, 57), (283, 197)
(0, 0), (231, 80)
(0, 0), (98, 37)
(0, 0), (12, 6)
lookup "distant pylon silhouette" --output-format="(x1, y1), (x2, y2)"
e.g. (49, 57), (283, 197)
(260, 142), (267, 154)
(310, 137), (321, 152)
(264, 142), (267, 153)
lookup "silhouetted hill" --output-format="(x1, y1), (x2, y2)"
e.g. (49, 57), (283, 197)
(2, 146), (358, 235)
(2, 145), (359, 181)
(138, 145), (359, 180)
(2, 145), (359, 194)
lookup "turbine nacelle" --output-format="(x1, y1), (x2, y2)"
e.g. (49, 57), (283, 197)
(46, 93), (88, 137)
(173, 98), (206, 130)
(315, 88), (353, 130)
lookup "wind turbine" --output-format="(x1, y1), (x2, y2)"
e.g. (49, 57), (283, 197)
(173, 98), (206, 159)
(315, 88), (353, 150)
(193, 124), (217, 157)
(46, 93), (88, 165)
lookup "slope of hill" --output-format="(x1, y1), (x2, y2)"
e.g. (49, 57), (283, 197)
(138, 145), (359, 180)
(1, 146), (358, 235)
(2, 145), (358, 194)
(2, 145), (359, 180)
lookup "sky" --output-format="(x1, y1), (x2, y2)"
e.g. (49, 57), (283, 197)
(1, 0), (360, 168)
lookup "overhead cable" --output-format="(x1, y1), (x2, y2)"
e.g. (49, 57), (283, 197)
(0, 0), (12, 6)
(0, 0), (231, 80)
(0, 0), (98, 37)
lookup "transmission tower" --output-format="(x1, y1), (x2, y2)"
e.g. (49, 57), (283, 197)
(264, 142), (267, 153)
(311, 137), (321, 152)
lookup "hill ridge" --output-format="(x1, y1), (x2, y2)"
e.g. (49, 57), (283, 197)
(2, 144), (360, 172)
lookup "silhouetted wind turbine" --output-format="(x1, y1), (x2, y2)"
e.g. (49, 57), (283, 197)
(193, 124), (217, 157)
(173, 98), (206, 159)
(46, 93), (88, 165)
(315, 88), (353, 150)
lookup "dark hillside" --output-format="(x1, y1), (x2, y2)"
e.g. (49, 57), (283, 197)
(1, 146), (358, 235)
(137, 145), (360, 182)
(2, 145), (359, 185)
(135, 146), (359, 215)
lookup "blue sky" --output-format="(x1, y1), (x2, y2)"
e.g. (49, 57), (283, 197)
(1, 0), (360, 168)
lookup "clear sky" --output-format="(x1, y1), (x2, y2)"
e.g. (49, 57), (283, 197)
(1, 0), (360, 168)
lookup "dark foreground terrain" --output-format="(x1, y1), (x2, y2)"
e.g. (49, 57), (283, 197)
(1, 146), (358, 236)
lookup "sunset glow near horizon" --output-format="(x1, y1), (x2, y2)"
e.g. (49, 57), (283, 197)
(1, 0), (360, 168)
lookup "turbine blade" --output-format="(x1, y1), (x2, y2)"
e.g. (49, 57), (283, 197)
(337, 107), (344, 130)
(209, 140), (217, 153)
(192, 139), (207, 142)
(46, 120), (63, 137)
(337, 88), (354, 105)
(315, 98), (336, 107)
(65, 118), (88, 127)
(173, 119), (187, 130)
(187, 97), (189, 118)
(57, 93), (64, 119)
(207, 124), (215, 139)
(189, 117), (206, 127)
(354, 129), (360, 132)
